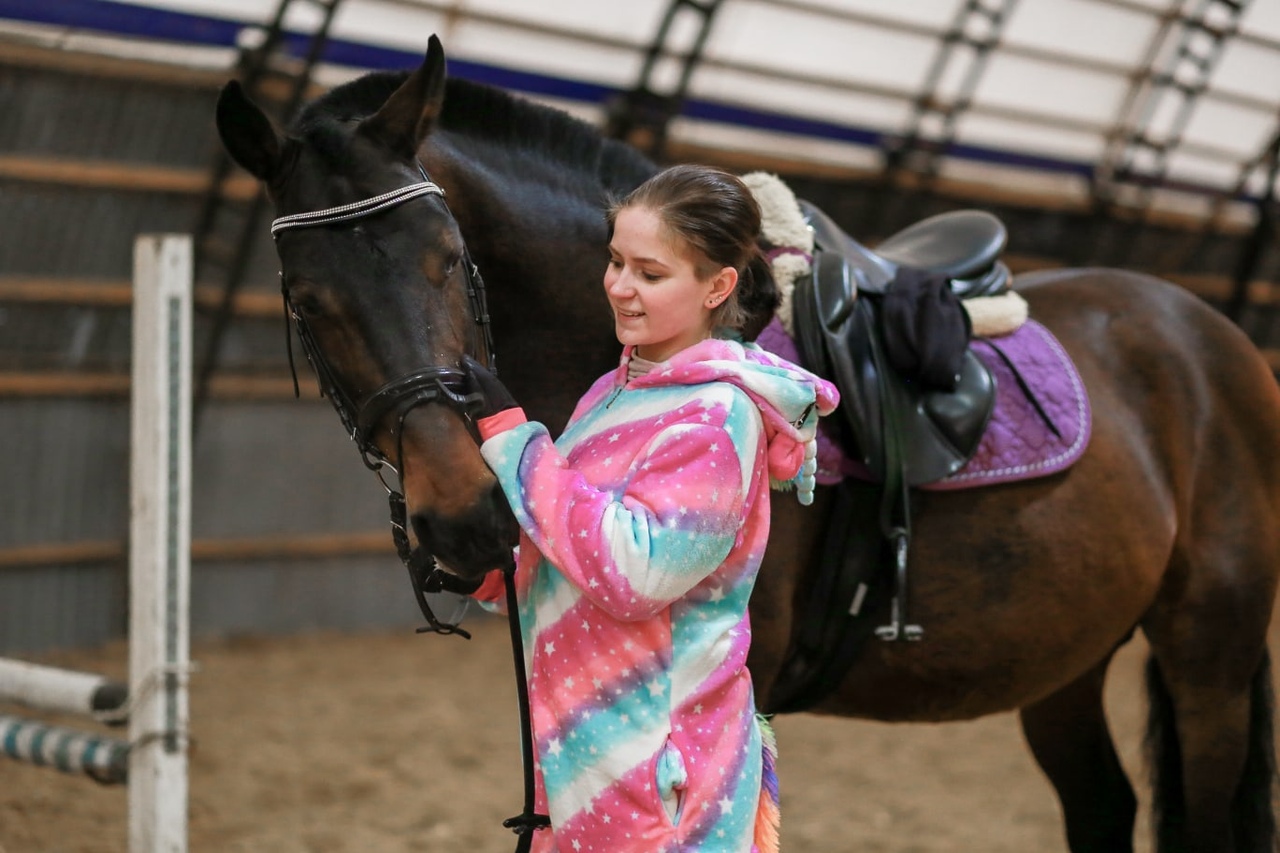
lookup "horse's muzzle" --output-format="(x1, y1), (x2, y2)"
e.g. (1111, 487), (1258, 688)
(410, 480), (519, 578)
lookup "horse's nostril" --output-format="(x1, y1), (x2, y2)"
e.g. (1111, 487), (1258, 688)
(410, 487), (519, 577)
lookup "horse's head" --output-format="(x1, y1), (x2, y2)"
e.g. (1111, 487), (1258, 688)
(215, 36), (517, 579)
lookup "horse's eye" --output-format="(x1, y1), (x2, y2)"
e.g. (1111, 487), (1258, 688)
(289, 291), (324, 319)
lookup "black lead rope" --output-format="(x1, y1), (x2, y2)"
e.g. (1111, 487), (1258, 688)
(375, 372), (549, 844)
(387, 487), (550, 846)
(500, 562), (553, 848)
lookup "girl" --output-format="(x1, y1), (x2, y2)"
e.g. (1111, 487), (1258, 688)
(465, 164), (838, 852)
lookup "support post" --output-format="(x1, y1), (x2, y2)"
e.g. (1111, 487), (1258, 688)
(129, 234), (192, 853)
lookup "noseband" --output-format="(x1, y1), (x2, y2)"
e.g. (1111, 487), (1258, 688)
(271, 171), (494, 637)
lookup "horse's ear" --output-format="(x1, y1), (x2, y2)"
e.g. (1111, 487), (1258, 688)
(216, 81), (286, 184)
(359, 34), (446, 158)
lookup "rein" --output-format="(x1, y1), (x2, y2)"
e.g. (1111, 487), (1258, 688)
(271, 171), (549, 847)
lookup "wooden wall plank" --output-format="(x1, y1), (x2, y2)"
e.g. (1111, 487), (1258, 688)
(0, 277), (280, 317)
(0, 154), (257, 199)
(0, 373), (305, 400)
(0, 532), (395, 570)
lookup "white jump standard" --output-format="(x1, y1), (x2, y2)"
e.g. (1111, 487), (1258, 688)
(0, 234), (193, 853)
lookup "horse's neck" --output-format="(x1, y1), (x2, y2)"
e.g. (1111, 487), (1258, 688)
(424, 135), (623, 429)
(429, 136), (606, 253)
(428, 140), (611, 318)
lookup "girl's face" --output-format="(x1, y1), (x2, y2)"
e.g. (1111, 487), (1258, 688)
(604, 206), (737, 363)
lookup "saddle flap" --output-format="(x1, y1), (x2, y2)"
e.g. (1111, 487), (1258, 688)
(794, 263), (997, 487)
(911, 351), (996, 479)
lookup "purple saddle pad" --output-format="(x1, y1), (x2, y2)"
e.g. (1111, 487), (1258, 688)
(756, 317), (1091, 491)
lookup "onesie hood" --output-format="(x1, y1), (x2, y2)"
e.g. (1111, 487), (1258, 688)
(621, 338), (839, 502)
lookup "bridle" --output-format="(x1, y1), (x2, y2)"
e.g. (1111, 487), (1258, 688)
(272, 170), (492, 637)
(272, 176), (492, 474)
(270, 167), (550, 847)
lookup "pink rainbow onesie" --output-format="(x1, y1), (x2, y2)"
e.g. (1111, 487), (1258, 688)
(475, 338), (838, 853)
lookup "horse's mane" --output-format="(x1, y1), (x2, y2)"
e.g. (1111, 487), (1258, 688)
(293, 71), (655, 195)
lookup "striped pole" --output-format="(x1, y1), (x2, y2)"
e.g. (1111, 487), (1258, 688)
(0, 713), (129, 783)
(0, 236), (192, 853)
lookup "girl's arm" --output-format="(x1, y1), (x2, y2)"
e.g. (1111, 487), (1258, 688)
(480, 414), (756, 621)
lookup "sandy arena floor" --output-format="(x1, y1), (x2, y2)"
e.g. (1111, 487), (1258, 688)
(0, 614), (1169, 852)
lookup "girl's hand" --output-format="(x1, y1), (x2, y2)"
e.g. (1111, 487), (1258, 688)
(463, 356), (520, 417)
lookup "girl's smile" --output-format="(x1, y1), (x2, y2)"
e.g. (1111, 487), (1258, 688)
(604, 206), (736, 363)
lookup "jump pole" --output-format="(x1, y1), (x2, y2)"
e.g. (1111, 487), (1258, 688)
(0, 658), (128, 717)
(128, 233), (192, 853)
(0, 660), (128, 778)
(0, 712), (129, 782)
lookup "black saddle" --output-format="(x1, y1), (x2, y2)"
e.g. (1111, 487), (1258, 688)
(766, 203), (1012, 714)
(795, 202), (1000, 486)
(801, 201), (1011, 300)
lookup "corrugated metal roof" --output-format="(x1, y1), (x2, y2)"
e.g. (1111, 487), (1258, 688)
(32, 0), (1277, 211)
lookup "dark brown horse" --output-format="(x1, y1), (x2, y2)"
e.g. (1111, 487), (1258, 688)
(215, 38), (1280, 852)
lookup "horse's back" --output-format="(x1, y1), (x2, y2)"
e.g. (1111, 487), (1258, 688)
(1019, 267), (1280, 463)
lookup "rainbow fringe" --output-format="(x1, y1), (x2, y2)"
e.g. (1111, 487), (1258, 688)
(753, 714), (781, 853)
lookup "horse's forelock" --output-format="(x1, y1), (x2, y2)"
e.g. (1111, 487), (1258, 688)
(294, 71), (408, 131)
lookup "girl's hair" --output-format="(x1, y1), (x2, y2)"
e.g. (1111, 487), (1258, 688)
(607, 164), (779, 340)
